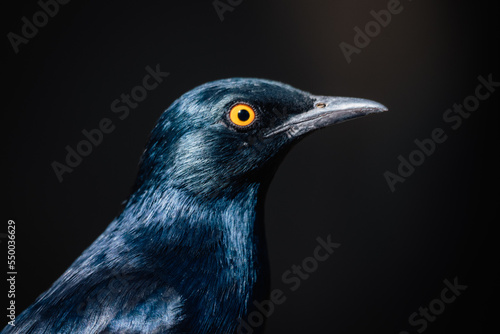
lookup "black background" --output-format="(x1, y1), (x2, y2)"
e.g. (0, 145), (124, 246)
(3, 0), (498, 333)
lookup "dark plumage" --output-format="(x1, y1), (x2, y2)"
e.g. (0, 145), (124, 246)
(3, 78), (386, 334)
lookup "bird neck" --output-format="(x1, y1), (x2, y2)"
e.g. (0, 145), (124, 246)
(125, 181), (264, 247)
(119, 182), (269, 331)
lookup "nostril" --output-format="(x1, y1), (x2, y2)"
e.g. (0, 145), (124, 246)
(316, 103), (326, 108)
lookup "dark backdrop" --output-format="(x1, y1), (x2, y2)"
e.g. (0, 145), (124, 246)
(3, 0), (497, 333)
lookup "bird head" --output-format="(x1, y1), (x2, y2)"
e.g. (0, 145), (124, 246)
(134, 78), (386, 199)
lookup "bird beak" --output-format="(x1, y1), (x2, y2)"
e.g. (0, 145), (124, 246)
(263, 96), (387, 139)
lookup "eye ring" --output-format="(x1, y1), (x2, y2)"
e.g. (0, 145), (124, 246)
(229, 104), (256, 127)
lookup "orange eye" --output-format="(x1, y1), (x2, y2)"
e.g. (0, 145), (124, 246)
(229, 104), (256, 127)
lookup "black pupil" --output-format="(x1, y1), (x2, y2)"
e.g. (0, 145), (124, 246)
(238, 109), (250, 122)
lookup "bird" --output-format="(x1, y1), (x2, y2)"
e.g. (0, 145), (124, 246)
(2, 78), (386, 334)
